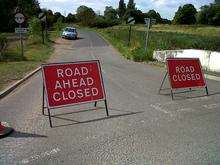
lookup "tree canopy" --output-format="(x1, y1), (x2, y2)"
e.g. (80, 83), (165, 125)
(104, 6), (118, 20)
(0, 0), (40, 32)
(173, 4), (197, 24)
(118, 0), (126, 18)
(197, 3), (220, 25)
(76, 6), (95, 26)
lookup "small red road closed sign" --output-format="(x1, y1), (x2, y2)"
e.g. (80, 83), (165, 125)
(42, 60), (106, 108)
(166, 58), (206, 89)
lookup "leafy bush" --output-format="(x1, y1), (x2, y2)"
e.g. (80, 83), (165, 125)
(28, 17), (42, 43)
(0, 34), (7, 61)
(90, 17), (119, 28)
(54, 17), (64, 31)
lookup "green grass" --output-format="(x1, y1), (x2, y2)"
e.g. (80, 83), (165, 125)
(119, 24), (220, 37)
(97, 25), (220, 62)
(0, 33), (54, 90)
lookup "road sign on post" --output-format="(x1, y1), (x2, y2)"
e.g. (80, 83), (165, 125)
(42, 60), (109, 127)
(39, 13), (46, 22)
(127, 17), (135, 46)
(15, 13), (25, 57)
(15, 28), (28, 34)
(158, 58), (208, 99)
(15, 13), (25, 24)
(150, 19), (156, 25)
(127, 17), (135, 25)
(144, 18), (151, 52)
(39, 13), (47, 44)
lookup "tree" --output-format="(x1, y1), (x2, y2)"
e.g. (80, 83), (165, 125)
(28, 17), (41, 42)
(173, 4), (197, 24)
(65, 13), (76, 23)
(76, 5), (95, 26)
(127, 0), (135, 10)
(42, 9), (55, 28)
(104, 6), (118, 20)
(197, 4), (220, 25)
(54, 12), (62, 21)
(0, 0), (40, 32)
(196, 5), (209, 24)
(118, 0), (126, 18)
(215, 0), (220, 4)
(18, 0), (41, 17)
(145, 10), (162, 23)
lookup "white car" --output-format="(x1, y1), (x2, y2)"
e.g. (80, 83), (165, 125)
(61, 27), (78, 40)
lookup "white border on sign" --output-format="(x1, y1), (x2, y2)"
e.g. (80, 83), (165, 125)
(166, 58), (207, 90)
(41, 60), (107, 109)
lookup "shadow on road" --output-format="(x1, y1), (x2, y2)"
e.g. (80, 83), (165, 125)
(159, 88), (220, 100)
(49, 107), (104, 117)
(9, 131), (47, 138)
(51, 111), (143, 128)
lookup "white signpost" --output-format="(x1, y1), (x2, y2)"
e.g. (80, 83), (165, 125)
(38, 13), (47, 44)
(144, 18), (157, 52)
(144, 18), (150, 27)
(15, 13), (25, 57)
(127, 17), (135, 46)
(38, 13), (46, 21)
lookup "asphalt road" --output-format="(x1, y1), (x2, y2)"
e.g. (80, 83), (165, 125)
(1, 30), (220, 165)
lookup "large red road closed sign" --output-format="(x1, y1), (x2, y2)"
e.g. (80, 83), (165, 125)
(42, 60), (106, 108)
(166, 58), (206, 89)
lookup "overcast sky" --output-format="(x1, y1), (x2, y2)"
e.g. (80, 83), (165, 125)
(39, 0), (214, 19)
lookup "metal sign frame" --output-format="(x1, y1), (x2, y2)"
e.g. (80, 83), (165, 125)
(158, 58), (209, 100)
(41, 60), (109, 127)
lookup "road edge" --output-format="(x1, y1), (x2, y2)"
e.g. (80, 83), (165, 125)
(0, 66), (41, 100)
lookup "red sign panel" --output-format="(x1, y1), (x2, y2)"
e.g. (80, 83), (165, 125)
(166, 58), (206, 89)
(42, 60), (106, 108)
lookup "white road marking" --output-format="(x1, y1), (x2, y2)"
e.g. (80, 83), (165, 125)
(150, 103), (170, 115)
(177, 108), (195, 112)
(19, 147), (61, 164)
(202, 103), (220, 110)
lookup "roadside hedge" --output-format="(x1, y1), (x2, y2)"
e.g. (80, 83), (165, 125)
(0, 34), (7, 61)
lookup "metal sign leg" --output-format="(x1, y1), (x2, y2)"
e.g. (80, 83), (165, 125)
(104, 100), (109, 116)
(94, 101), (97, 107)
(171, 89), (174, 100)
(128, 25), (132, 46)
(158, 72), (168, 94)
(47, 108), (53, 128)
(42, 84), (45, 115)
(205, 86), (209, 95)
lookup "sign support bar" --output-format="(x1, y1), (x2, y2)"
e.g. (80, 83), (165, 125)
(158, 72), (168, 94)
(19, 24), (24, 57)
(42, 83), (45, 115)
(128, 25), (132, 46)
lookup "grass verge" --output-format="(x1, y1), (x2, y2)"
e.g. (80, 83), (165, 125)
(0, 34), (54, 90)
(96, 25), (220, 62)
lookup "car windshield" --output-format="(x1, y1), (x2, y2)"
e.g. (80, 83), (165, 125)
(64, 28), (76, 32)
